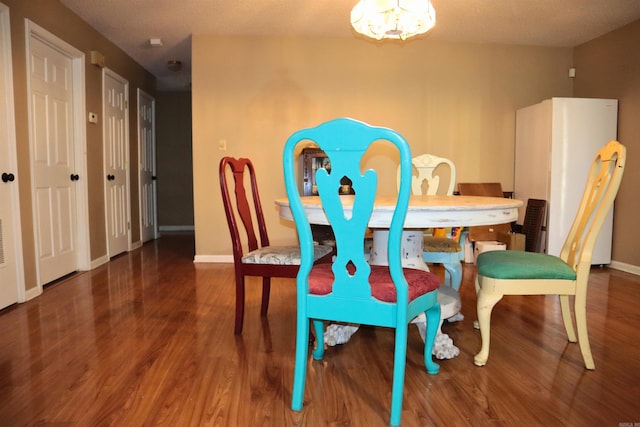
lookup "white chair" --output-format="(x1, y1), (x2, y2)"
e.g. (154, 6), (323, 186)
(473, 140), (626, 369)
(399, 154), (464, 290)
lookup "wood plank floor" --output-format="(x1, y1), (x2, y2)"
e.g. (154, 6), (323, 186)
(1, 232), (639, 426)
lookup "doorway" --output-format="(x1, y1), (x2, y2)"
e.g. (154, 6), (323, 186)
(0, 2), (24, 309)
(103, 68), (130, 257)
(25, 20), (90, 289)
(137, 89), (158, 243)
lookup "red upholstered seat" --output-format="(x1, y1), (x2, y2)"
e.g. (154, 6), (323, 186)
(309, 264), (440, 303)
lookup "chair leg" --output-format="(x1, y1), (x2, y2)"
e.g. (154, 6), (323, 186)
(443, 261), (463, 291)
(424, 304), (441, 375)
(234, 275), (246, 335)
(559, 294), (577, 342)
(474, 288), (503, 367)
(574, 291), (595, 370)
(311, 320), (325, 360)
(260, 276), (271, 316)
(291, 314), (310, 411)
(390, 325), (408, 427)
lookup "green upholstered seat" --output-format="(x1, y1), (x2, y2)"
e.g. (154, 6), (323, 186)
(477, 250), (576, 280)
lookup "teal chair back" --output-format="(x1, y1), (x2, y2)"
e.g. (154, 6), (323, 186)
(283, 118), (440, 426)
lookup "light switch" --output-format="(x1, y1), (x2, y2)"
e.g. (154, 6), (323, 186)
(219, 139), (227, 151)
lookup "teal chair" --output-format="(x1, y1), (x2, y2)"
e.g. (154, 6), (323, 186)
(284, 118), (441, 427)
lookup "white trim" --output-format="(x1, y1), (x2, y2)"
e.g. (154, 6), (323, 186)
(25, 20), (90, 290)
(74, 47), (90, 272)
(609, 260), (640, 276)
(24, 286), (42, 302)
(1, 3), (26, 302)
(194, 254), (233, 263)
(90, 255), (110, 270)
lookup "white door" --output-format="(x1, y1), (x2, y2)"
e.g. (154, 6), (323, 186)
(28, 30), (79, 285)
(0, 3), (24, 308)
(103, 69), (130, 257)
(137, 89), (157, 242)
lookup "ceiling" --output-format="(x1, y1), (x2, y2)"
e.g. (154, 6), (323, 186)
(59, 0), (640, 91)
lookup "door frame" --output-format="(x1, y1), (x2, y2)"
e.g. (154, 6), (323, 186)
(137, 88), (158, 242)
(25, 20), (90, 293)
(102, 67), (131, 256)
(1, 2), (25, 302)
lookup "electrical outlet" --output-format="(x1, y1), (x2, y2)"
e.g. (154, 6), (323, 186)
(219, 139), (227, 151)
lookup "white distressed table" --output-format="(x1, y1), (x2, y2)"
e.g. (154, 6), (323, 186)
(275, 194), (522, 358)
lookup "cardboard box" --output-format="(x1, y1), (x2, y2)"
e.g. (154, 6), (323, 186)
(473, 240), (506, 262)
(498, 231), (526, 251)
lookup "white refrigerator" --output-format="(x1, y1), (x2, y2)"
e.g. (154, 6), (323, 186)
(514, 97), (618, 265)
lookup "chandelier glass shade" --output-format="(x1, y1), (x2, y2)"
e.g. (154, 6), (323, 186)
(351, 0), (436, 41)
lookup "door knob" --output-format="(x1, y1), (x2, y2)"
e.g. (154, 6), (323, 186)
(70, 174), (79, 181)
(2, 172), (15, 183)
(107, 174), (115, 181)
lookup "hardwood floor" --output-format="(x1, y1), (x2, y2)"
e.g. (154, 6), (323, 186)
(1, 232), (639, 426)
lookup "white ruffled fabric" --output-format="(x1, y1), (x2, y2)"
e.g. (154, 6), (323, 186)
(323, 319), (461, 360)
(324, 324), (359, 346)
(242, 244), (332, 265)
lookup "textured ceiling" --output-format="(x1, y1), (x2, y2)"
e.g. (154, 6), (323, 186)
(59, 0), (640, 91)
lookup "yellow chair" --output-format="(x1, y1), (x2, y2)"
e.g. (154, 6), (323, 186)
(473, 140), (626, 369)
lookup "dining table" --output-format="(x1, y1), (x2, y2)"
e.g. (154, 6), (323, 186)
(275, 194), (523, 359)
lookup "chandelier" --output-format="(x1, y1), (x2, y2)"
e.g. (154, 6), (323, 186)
(350, 0), (436, 41)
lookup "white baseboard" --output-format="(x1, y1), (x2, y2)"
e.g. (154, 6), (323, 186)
(24, 286), (42, 302)
(91, 255), (110, 270)
(194, 254), (233, 263)
(130, 240), (142, 250)
(608, 260), (640, 276)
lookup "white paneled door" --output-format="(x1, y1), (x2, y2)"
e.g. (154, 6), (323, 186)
(138, 89), (157, 243)
(28, 30), (79, 286)
(103, 69), (130, 257)
(0, 3), (23, 308)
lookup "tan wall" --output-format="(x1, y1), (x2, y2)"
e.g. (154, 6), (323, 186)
(574, 20), (640, 267)
(5, 0), (156, 292)
(192, 35), (573, 257)
(156, 91), (194, 227)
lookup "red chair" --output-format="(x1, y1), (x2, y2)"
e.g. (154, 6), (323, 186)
(219, 157), (333, 334)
